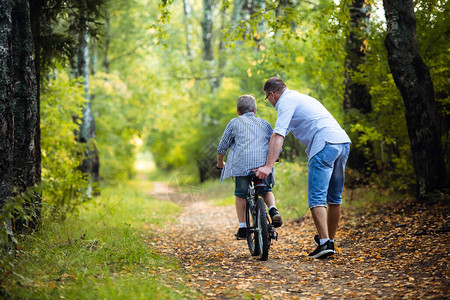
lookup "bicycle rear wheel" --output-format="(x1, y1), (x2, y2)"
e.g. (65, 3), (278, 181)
(255, 197), (270, 261)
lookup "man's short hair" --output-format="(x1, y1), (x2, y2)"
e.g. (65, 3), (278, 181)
(263, 77), (287, 93)
(237, 95), (257, 114)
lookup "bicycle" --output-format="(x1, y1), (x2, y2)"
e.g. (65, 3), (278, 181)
(245, 172), (278, 261)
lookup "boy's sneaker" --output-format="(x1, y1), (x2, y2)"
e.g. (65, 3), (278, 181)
(269, 207), (283, 228)
(235, 228), (248, 240)
(308, 240), (335, 259)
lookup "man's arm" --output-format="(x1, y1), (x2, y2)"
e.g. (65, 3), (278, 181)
(255, 133), (284, 179)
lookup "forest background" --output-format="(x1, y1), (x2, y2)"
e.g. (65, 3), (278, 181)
(0, 0), (449, 297)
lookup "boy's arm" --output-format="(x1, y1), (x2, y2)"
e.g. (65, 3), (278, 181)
(217, 121), (233, 169)
(217, 122), (233, 154)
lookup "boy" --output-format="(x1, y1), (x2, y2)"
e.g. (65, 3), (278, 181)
(217, 95), (282, 240)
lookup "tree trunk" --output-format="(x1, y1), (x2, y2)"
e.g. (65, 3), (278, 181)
(77, 22), (100, 196)
(183, 0), (193, 61)
(201, 0), (218, 91)
(0, 0), (14, 216)
(11, 0), (41, 230)
(102, 7), (110, 73)
(383, 0), (447, 197)
(232, 0), (245, 29)
(343, 0), (376, 183)
(343, 0), (372, 113)
(216, 4), (227, 88)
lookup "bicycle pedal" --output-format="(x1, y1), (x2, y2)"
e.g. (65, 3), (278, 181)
(270, 230), (278, 241)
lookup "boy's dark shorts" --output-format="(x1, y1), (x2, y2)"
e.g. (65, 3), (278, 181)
(234, 173), (274, 198)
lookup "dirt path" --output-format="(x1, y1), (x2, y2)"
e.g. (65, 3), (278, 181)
(148, 184), (449, 299)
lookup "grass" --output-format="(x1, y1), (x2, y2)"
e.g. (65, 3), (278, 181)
(1, 183), (194, 299)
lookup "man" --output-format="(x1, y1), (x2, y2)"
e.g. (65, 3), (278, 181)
(217, 95), (282, 240)
(254, 77), (350, 259)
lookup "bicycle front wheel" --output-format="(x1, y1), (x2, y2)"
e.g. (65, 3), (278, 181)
(247, 198), (260, 257)
(255, 197), (269, 261)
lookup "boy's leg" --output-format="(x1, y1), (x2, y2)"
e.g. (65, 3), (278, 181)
(262, 191), (275, 208)
(235, 196), (246, 223)
(234, 176), (249, 240)
(262, 191), (282, 227)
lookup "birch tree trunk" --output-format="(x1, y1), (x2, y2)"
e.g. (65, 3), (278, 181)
(11, 0), (41, 230)
(201, 0), (218, 91)
(77, 22), (100, 196)
(183, 0), (193, 60)
(216, 5), (227, 87)
(232, 0), (245, 29)
(383, 0), (447, 197)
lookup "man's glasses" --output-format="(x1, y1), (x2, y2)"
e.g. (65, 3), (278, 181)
(264, 91), (271, 100)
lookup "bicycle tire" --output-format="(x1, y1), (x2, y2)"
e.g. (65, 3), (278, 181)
(256, 197), (270, 261)
(246, 198), (260, 256)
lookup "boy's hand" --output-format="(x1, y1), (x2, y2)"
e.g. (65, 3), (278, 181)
(253, 165), (271, 179)
(217, 153), (225, 169)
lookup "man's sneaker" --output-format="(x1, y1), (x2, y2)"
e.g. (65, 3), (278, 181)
(235, 228), (248, 240)
(269, 207), (283, 228)
(314, 235), (335, 251)
(314, 234), (320, 246)
(308, 240), (335, 259)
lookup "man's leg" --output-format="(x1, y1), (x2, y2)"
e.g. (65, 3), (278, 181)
(326, 143), (349, 241)
(311, 206), (329, 239)
(308, 144), (337, 258)
(327, 204), (340, 240)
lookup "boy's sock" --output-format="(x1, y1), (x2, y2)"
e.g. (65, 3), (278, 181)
(268, 205), (277, 211)
(330, 239), (335, 243)
(239, 222), (247, 228)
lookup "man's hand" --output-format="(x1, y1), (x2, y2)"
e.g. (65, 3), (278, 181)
(254, 165), (271, 179)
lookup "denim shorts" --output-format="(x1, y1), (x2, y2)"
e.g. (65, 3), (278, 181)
(234, 173), (274, 198)
(308, 143), (350, 208)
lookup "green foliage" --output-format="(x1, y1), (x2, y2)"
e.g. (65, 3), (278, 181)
(31, 0), (107, 80)
(274, 161), (309, 219)
(96, 0), (448, 188)
(90, 72), (142, 182)
(0, 183), (190, 299)
(415, 0), (450, 173)
(40, 70), (90, 219)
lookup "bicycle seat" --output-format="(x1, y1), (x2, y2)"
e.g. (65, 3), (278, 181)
(248, 172), (268, 187)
